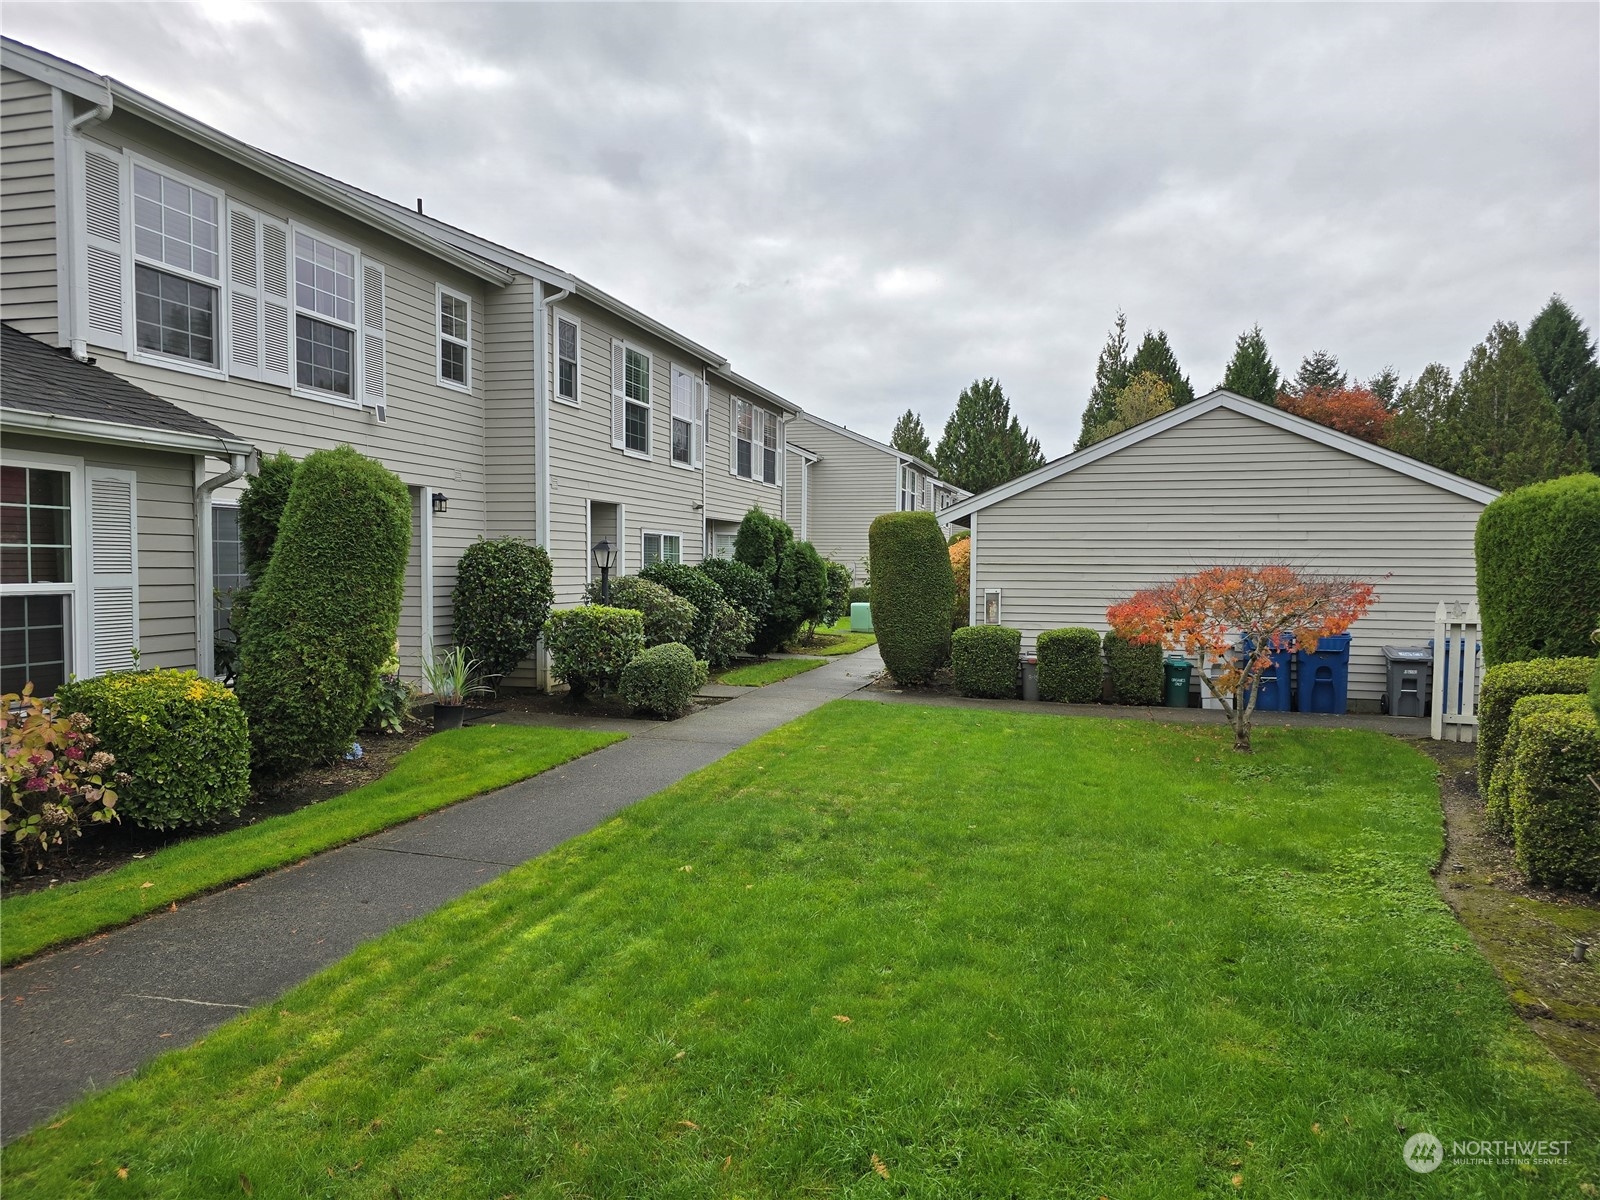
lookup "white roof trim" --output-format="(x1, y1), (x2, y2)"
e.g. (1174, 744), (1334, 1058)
(787, 443), (820, 462)
(790, 411), (938, 475)
(1, 38), (110, 107)
(709, 366), (800, 414)
(940, 389), (1499, 521)
(2, 407), (255, 458)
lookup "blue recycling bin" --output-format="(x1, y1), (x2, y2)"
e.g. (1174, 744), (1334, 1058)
(1238, 635), (1294, 712)
(1296, 633), (1351, 714)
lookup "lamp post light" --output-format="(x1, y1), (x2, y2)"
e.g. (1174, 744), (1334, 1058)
(591, 536), (617, 604)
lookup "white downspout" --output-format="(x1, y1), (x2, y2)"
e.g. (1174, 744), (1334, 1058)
(195, 451), (249, 677)
(532, 282), (570, 690)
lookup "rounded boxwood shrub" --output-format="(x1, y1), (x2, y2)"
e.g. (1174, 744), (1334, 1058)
(544, 606), (645, 700)
(704, 597), (753, 672)
(619, 642), (707, 719)
(1506, 704), (1600, 890)
(699, 558), (773, 637)
(452, 537), (554, 688)
(585, 575), (696, 648)
(640, 562), (725, 659)
(1037, 627), (1102, 703)
(1103, 632), (1163, 705)
(847, 586), (871, 607)
(237, 447), (410, 778)
(1476, 473), (1600, 666)
(869, 511), (954, 684)
(1477, 656), (1597, 784)
(1485, 693), (1590, 836)
(952, 625), (1021, 698)
(55, 669), (249, 830)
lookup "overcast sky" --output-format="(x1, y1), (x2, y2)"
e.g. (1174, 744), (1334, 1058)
(8, 2), (1597, 457)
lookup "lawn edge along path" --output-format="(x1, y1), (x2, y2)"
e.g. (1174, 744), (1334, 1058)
(717, 657), (827, 687)
(0, 724), (623, 967)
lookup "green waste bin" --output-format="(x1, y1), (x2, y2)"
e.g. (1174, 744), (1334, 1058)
(1163, 656), (1192, 708)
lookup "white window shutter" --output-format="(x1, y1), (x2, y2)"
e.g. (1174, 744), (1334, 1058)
(728, 397), (739, 475)
(610, 339), (626, 449)
(225, 201), (262, 380)
(258, 215), (293, 388)
(79, 143), (127, 351)
(361, 259), (386, 413)
(693, 379), (707, 468)
(88, 468), (138, 675)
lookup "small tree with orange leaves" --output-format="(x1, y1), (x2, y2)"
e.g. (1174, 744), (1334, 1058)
(1276, 386), (1393, 445)
(1106, 565), (1376, 751)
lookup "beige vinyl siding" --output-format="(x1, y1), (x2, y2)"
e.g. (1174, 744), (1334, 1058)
(782, 414), (900, 582)
(484, 275), (538, 540)
(543, 293), (709, 609)
(970, 406), (1486, 708)
(704, 377), (785, 526)
(70, 113), (490, 677)
(2, 432), (199, 673)
(1, 68), (58, 339)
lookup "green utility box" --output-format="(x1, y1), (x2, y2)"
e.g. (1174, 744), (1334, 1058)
(849, 602), (873, 633)
(1163, 656), (1193, 708)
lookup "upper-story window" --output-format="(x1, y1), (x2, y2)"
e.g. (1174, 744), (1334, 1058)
(132, 164), (221, 367)
(762, 411), (779, 485)
(437, 286), (470, 390)
(670, 367), (701, 467)
(734, 399), (754, 477)
(624, 347), (651, 454)
(293, 231), (357, 398)
(899, 464), (920, 511)
(556, 314), (580, 403)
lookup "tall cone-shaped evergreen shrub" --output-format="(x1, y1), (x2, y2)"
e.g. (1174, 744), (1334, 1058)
(238, 446), (411, 776)
(869, 511), (954, 684)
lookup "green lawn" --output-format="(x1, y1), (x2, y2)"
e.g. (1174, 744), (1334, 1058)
(7, 703), (1599, 1197)
(716, 656), (825, 686)
(787, 617), (877, 657)
(0, 724), (622, 966)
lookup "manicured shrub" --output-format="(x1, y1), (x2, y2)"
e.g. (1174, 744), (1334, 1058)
(237, 447), (410, 777)
(451, 537), (554, 688)
(1477, 656), (1597, 784)
(1038, 628), (1103, 703)
(733, 506), (790, 580)
(704, 597), (754, 672)
(1, 684), (121, 870)
(544, 606), (645, 700)
(950, 538), (971, 630)
(619, 642), (707, 719)
(1104, 632), (1164, 705)
(770, 539), (830, 650)
(847, 586), (871, 607)
(228, 449), (298, 643)
(56, 669), (249, 830)
(819, 560), (852, 628)
(952, 625), (1021, 698)
(699, 558), (773, 636)
(1485, 694), (1589, 836)
(1506, 704), (1600, 890)
(1592, 655), (1600, 724)
(585, 575), (696, 648)
(1476, 473), (1600, 666)
(640, 562), (725, 659)
(869, 511), (955, 684)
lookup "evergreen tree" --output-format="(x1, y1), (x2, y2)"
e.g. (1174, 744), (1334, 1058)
(1077, 312), (1132, 449)
(1448, 321), (1584, 491)
(935, 378), (1045, 494)
(1127, 329), (1195, 407)
(1365, 366), (1400, 407)
(1526, 295), (1600, 470)
(1081, 371), (1174, 446)
(1219, 325), (1279, 405)
(890, 409), (933, 462)
(1288, 350), (1347, 397)
(1388, 363), (1457, 469)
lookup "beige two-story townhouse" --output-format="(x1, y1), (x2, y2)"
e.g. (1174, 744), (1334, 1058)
(782, 411), (965, 581)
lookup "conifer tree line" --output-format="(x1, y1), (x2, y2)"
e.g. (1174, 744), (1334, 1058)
(890, 295), (1596, 499)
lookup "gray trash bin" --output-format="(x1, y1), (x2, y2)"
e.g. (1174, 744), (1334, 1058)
(1382, 645), (1433, 718)
(1021, 655), (1039, 702)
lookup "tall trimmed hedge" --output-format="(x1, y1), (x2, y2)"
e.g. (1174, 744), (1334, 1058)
(869, 511), (954, 684)
(699, 558), (773, 634)
(1476, 473), (1600, 666)
(732, 508), (828, 654)
(640, 562), (724, 659)
(1038, 628), (1102, 703)
(1485, 693), (1589, 836)
(238, 449), (297, 578)
(1506, 705), (1600, 891)
(452, 537), (554, 687)
(952, 625), (1020, 698)
(237, 447), (410, 777)
(1104, 632), (1163, 705)
(1477, 656), (1596, 785)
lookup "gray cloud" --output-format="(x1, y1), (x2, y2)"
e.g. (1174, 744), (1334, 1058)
(8, 2), (1596, 455)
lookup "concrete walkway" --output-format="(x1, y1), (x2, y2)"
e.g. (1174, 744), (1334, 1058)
(0, 648), (883, 1143)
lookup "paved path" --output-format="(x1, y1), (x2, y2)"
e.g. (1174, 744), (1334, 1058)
(0, 649), (882, 1143)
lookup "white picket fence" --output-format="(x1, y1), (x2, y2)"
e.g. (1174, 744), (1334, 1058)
(1431, 601), (1484, 742)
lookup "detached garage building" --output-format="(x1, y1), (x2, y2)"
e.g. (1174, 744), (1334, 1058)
(943, 390), (1497, 711)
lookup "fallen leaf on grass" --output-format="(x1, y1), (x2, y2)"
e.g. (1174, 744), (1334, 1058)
(1232, 1175), (1243, 1188)
(833, 1014), (851, 1023)
(116, 1167), (129, 1180)
(239, 1174), (254, 1195)
(722, 1156), (732, 1172)
(678, 1120), (700, 1130)
(1311, 1122), (1321, 1135)
(871, 1153), (890, 1179)
(680, 864), (693, 873)
(139, 882), (153, 890)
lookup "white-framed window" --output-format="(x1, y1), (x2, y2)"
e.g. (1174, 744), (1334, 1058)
(2, 461), (76, 696)
(670, 365), (699, 467)
(292, 227), (359, 401)
(642, 531), (682, 568)
(712, 531), (737, 560)
(762, 410), (779, 485)
(983, 588), (1002, 626)
(733, 398), (754, 478)
(610, 341), (652, 455)
(555, 312), (580, 404)
(899, 464), (920, 511)
(130, 160), (223, 370)
(436, 284), (470, 391)
(211, 502), (248, 638)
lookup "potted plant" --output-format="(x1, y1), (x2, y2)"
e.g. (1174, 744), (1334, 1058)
(421, 646), (485, 731)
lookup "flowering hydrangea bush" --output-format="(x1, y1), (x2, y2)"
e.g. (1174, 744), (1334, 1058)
(1, 684), (122, 871)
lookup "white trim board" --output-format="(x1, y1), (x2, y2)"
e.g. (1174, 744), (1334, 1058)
(939, 390), (1500, 522)
(791, 410), (938, 475)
